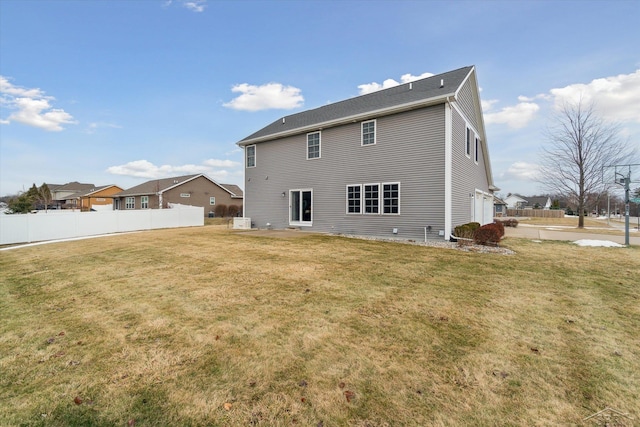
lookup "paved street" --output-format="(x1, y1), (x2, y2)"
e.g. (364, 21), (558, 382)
(505, 219), (640, 246)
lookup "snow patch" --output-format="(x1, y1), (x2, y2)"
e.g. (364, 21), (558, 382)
(573, 239), (624, 247)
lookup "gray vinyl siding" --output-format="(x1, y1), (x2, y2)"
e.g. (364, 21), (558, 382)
(451, 106), (491, 228)
(245, 105), (447, 240)
(456, 78), (479, 132)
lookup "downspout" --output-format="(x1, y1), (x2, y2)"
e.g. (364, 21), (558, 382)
(444, 96), (453, 240)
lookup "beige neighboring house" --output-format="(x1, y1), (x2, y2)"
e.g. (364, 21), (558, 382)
(48, 181), (95, 208)
(65, 185), (124, 211)
(111, 174), (243, 217)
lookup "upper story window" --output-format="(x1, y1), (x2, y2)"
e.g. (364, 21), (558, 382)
(465, 127), (471, 157)
(362, 120), (376, 146)
(141, 195), (149, 209)
(307, 131), (321, 159)
(475, 137), (480, 163)
(210, 197), (216, 205)
(246, 145), (256, 168)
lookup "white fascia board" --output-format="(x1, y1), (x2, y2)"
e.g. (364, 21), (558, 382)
(237, 93), (456, 147)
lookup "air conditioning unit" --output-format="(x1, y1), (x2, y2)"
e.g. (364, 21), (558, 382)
(233, 217), (251, 229)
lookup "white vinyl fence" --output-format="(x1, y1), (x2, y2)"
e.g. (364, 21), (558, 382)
(0, 207), (204, 246)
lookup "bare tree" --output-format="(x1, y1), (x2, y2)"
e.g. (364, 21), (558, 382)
(538, 99), (634, 228)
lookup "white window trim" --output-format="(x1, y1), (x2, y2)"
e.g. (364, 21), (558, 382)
(474, 136), (479, 164)
(289, 188), (313, 226)
(306, 131), (321, 160)
(346, 184), (362, 215)
(465, 127), (472, 159)
(210, 197), (216, 205)
(246, 144), (256, 168)
(141, 195), (149, 209)
(382, 182), (401, 215)
(125, 196), (135, 210)
(361, 119), (376, 146)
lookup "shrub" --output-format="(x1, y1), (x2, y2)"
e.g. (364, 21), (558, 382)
(453, 222), (481, 240)
(227, 205), (240, 218)
(473, 223), (502, 246)
(497, 218), (518, 228)
(214, 204), (228, 218)
(492, 220), (505, 238)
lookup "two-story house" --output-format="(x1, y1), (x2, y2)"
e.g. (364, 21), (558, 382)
(237, 66), (497, 241)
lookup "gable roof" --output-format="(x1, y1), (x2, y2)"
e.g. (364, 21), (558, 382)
(51, 181), (95, 191)
(238, 66), (474, 146)
(114, 174), (243, 198)
(65, 185), (123, 199)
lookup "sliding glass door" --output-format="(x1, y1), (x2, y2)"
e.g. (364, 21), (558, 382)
(290, 189), (312, 225)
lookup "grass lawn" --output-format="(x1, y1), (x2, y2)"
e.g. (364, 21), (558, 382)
(1, 224), (639, 426)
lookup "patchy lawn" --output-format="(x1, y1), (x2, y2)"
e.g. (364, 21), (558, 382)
(1, 225), (638, 426)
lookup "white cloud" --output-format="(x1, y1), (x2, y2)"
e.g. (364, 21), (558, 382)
(107, 158), (240, 181)
(481, 99), (498, 112)
(500, 161), (541, 181)
(164, 0), (206, 12)
(358, 72), (434, 95)
(183, 0), (206, 12)
(223, 82), (304, 111)
(484, 102), (540, 129)
(549, 69), (640, 123)
(0, 76), (76, 131)
(85, 122), (122, 134)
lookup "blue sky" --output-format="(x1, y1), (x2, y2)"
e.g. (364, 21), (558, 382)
(1, 0), (639, 198)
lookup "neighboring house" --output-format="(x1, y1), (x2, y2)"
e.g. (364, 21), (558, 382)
(526, 196), (552, 210)
(494, 196), (508, 217)
(504, 194), (528, 209)
(111, 174), (243, 216)
(49, 181), (95, 208)
(65, 185), (124, 211)
(237, 66), (498, 241)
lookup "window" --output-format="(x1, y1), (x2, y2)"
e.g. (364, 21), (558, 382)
(246, 145), (256, 168)
(364, 184), (379, 214)
(362, 120), (376, 145)
(290, 189), (312, 225)
(307, 132), (320, 159)
(383, 183), (400, 214)
(210, 197), (216, 205)
(141, 196), (149, 209)
(180, 193), (191, 198)
(475, 137), (479, 163)
(346, 185), (361, 214)
(125, 197), (135, 209)
(347, 182), (401, 215)
(465, 127), (471, 157)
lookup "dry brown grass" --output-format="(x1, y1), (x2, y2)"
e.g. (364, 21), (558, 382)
(1, 225), (639, 426)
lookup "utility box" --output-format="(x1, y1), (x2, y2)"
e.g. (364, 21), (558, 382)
(233, 217), (251, 229)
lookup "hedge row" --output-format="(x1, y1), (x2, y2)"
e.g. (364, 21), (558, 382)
(213, 204), (242, 218)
